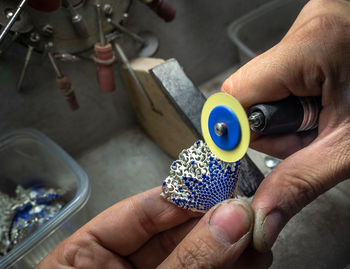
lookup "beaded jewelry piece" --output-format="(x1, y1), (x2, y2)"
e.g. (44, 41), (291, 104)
(161, 140), (240, 213)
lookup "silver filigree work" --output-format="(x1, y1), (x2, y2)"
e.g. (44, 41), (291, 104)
(161, 140), (240, 213)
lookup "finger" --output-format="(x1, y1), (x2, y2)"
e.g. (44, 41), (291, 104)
(251, 126), (350, 252)
(221, 31), (325, 157)
(252, 129), (318, 159)
(158, 199), (254, 269)
(221, 48), (291, 110)
(129, 218), (200, 269)
(37, 230), (133, 269)
(81, 187), (202, 256)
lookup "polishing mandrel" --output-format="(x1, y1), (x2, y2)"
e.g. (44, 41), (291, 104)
(201, 92), (250, 163)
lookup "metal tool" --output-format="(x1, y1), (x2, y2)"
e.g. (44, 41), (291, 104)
(47, 46), (79, 110)
(54, 53), (81, 62)
(201, 93), (250, 163)
(0, 0), (28, 45)
(96, 3), (105, 46)
(248, 95), (321, 135)
(16, 32), (40, 92)
(114, 42), (162, 115)
(64, 0), (89, 38)
(107, 18), (145, 44)
(201, 94), (322, 162)
(149, 59), (264, 197)
(107, 18), (159, 57)
(93, 2), (116, 92)
(0, 0), (34, 34)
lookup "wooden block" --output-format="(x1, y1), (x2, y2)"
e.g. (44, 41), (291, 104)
(120, 57), (198, 159)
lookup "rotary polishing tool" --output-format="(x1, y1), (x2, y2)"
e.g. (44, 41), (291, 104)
(201, 93), (321, 163)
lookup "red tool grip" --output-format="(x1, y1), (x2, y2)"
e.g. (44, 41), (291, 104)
(94, 43), (116, 93)
(28, 0), (61, 12)
(146, 0), (176, 22)
(56, 76), (79, 110)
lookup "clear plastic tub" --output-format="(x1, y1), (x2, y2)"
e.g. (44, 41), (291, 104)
(228, 0), (308, 65)
(0, 129), (90, 269)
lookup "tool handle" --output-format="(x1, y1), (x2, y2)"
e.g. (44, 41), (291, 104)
(248, 95), (321, 135)
(56, 76), (79, 110)
(72, 14), (89, 38)
(94, 43), (116, 92)
(141, 0), (176, 22)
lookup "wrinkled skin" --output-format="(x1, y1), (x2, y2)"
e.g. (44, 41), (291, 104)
(222, 0), (350, 252)
(37, 0), (350, 267)
(36, 187), (272, 269)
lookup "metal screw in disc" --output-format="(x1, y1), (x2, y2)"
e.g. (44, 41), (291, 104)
(214, 122), (227, 136)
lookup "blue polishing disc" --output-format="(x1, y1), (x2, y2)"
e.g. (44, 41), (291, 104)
(208, 105), (241, 150)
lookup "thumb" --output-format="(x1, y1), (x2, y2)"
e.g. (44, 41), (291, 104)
(252, 128), (350, 252)
(158, 199), (253, 269)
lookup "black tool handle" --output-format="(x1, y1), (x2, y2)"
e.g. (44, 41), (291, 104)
(248, 95), (321, 135)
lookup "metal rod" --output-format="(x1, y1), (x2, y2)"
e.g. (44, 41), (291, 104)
(107, 18), (146, 45)
(95, 3), (105, 46)
(16, 45), (34, 91)
(113, 42), (162, 115)
(65, 0), (89, 37)
(0, 0), (28, 44)
(48, 52), (63, 78)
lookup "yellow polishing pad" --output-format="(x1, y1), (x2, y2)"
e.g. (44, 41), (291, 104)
(201, 92), (250, 163)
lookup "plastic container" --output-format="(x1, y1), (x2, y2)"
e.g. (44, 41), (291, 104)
(0, 129), (90, 269)
(228, 0), (308, 65)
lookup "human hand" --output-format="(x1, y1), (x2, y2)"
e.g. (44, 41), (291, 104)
(36, 187), (272, 268)
(222, 0), (350, 252)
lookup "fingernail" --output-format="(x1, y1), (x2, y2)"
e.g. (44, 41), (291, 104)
(209, 200), (252, 245)
(262, 210), (285, 250)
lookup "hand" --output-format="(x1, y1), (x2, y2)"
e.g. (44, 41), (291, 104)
(222, 0), (350, 252)
(36, 187), (272, 269)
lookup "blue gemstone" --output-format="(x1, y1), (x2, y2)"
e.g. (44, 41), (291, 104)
(162, 182), (166, 185)
(172, 162), (176, 166)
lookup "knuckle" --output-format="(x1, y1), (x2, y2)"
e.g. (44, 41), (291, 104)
(61, 240), (80, 266)
(175, 238), (216, 269)
(270, 168), (322, 218)
(62, 232), (98, 269)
